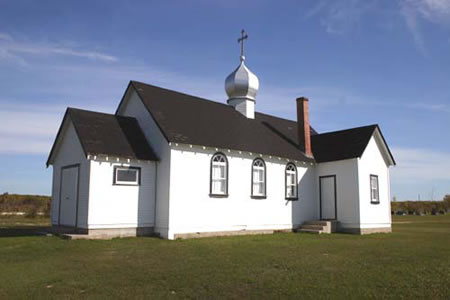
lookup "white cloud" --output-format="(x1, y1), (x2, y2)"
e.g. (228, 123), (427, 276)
(400, 2), (428, 56)
(404, 0), (450, 25)
(0, 110), (60, 137)
(0, 32), (117, 64)
(0, 103), (64, 155)
(391, 147), (450, 183)
(409, 102), (450, 113)
(0, 33), (12, 41)
(398, 0), (450, 55)
(0, 136), (51, 155)
(306, 0), (450, 54)
(0, 59), (225, 155)
(305, 0), (379, 35)
(390, 146), (450, 200)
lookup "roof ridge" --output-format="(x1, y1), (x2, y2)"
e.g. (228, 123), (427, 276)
(67, 107), (136, 120)
(313, 124), (378, 137)
(255, 111), (297, 123)
(67, 107), (113, 116)
(131, 80), (233, 109)
(132, 81), (312, 125)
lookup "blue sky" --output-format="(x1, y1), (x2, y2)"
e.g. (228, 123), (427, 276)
(0, 0), (449, 200)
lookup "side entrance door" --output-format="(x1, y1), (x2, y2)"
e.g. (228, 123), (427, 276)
(320, 175), (337, 220)
(59, 165), (80, 227)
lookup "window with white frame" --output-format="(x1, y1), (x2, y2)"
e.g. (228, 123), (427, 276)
(370, 175), (379, 203)
(252, 158), (266, 197)
(285, 163), (298, 199)
(113, 166), (140, 185)
(210, 153), (228, 196)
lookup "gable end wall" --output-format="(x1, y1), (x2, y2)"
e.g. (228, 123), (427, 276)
(50, 120), (90, 229)
(357, 135), (392, 229)
(117, 88), (171, 238)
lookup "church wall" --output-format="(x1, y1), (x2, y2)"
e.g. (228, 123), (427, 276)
(167, 144), (317, 239)
(117, 88), (171, 238)
(50, 120), (90, 229)
(357, 135), (391, 230)
(316, 158), (360, 229)
(87, 158), (156, 229)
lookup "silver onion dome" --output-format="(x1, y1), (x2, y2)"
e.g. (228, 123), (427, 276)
(225, 56), (259, 101)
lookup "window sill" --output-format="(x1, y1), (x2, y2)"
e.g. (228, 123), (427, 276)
(209, 194), (229, 198)
(285, 197), (298, 201)
(251, 195), (267, 200)
(113, 183), (140, 186)
(371, 201), (380, 205)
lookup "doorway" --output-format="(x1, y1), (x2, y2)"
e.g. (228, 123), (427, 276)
(58, 164), (80, 228)
(320, 175), (337, 220)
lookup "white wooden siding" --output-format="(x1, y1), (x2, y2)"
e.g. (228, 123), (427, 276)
(87, 159), (156, 228)
(50, 120), (89, 229)
(316, 158), (360, 229)
(357, 135), (392, 229)
(167, 144), (317, 239)
(117, 88), (172, 238)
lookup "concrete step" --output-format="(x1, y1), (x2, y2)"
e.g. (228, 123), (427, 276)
(59, 233), (116, 240)
(304, 221), (329, 226)
(298, 228), (323, 234)
(300, 224), (325, 230)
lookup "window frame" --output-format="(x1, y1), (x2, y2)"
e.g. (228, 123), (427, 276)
(285, 163), (298, 200)
(209, 152), (229, 197)
(251, 158), (267, 199)
(113, 166), (141, 186)
(370, 174), (380, 204)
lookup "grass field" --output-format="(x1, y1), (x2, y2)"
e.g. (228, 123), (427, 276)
(0, 215), (449, 299)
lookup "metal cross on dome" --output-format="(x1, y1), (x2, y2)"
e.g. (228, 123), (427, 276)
(237, 29), (248, 61)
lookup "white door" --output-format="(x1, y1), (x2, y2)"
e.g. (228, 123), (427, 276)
(59, 166), (79, 227)
(320, 176), (336, 220)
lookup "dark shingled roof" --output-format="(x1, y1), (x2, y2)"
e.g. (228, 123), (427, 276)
(311, 125), (391, 163)
(47, 80), (394, 166)
(129, 81), (316, 162)
(47, 108), (158, 165)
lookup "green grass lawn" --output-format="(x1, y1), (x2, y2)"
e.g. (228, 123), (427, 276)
(0, 215), (449, 299)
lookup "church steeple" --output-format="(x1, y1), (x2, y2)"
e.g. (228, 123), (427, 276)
(225, 29), (259, 119)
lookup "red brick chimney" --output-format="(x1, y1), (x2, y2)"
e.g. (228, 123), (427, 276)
(296, 97), (312, 157)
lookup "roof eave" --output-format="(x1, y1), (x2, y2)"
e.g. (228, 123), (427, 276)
(373, 126), (396, 166)
(86, 152), (159, 162)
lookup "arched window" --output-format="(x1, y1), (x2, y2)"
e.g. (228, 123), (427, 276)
(251, 158), (266, 198)
(210, 153), (228, 196)
(285, 163), (298, 200)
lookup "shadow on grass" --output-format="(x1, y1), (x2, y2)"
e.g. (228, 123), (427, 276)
(0, 216), (51, 237)
(0, 225), (51, 238)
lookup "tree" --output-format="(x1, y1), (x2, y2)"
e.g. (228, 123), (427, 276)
(443, 195), (450, 212)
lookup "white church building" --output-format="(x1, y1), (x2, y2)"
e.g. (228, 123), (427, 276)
(47, 32), (395, 239)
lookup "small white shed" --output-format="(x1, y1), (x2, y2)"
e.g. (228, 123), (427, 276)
(47, 108), (158, 237)
(313, 125), (396, 233)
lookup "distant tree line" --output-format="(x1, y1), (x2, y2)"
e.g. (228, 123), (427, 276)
(1, 193), (448, 217)
(0, 193), (51, 217)
(391, 195), (450, 215)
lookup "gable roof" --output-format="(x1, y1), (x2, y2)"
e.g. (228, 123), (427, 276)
(311, 125), (396, 165)
(47, 108), (158, 166)
(122, 81), (315, 162)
